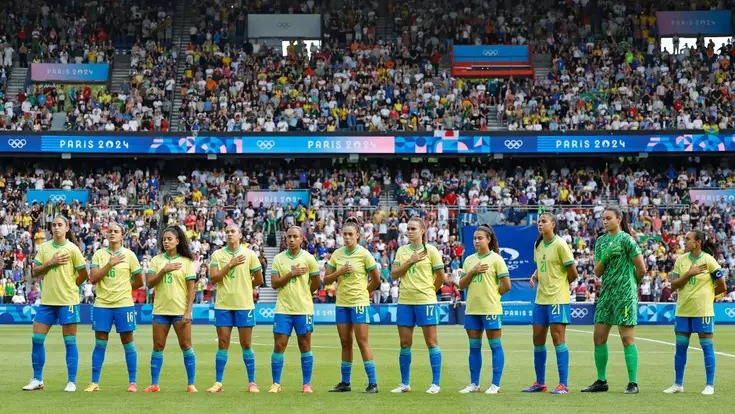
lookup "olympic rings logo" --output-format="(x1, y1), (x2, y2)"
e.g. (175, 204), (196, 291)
(7, 139), (27, 149)
(256, 140), (276, 150)
(570, 308), (589, 318)
(504, 140), (523, 150)
(276, 23), (291, 29)
(724, 308), (735, 318)
(259, 308), (275, 318)
(49, 194), (67, 203)
(482, 49), (499, 57)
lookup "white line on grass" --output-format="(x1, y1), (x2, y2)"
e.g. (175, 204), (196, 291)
(567, 329), (735, 359)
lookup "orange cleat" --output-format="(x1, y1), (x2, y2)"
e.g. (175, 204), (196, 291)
(143, 384), (160, 393)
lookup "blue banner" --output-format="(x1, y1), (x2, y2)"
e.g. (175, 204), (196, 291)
(689, 188), (735, 206)
(463, 225), (537, 278)
(3, 132), (735, 155)
(246, 190), (310, 207)
(31, 63), (110, 83)
(452, 45), (530, 63)
(657, 11), (732, 36)
(26, 189), (90, 206)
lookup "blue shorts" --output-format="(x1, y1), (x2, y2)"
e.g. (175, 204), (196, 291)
(675, 316), (715, 334)
(152, 314), (183, 325)
(92, 306), (136, 333)
(34, 304), (80, 326)
(273, 314), (313, 336)
(464, 314), (502, 331)
(215, 309), (256, 328)
(396, 304), (439, 327)
(335, 306), (370, 325)
(532, 304), (571, 326)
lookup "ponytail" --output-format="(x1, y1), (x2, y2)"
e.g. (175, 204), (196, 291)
(694, 230), (718, 257)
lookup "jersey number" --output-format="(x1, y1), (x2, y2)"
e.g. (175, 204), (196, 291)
(306, 315), (313, 325)
(408, 265), (417, 275)
(688, 277), (696, 286)
(228, 269), (235, 279)
(164, 273), (173, 284)
(539, 261), (547, 273)
(127, 311), (134, 323)
(108, 268), (116, 279)
(356, 306), (366, 315)
(551, 304), (560, 315)
(426, 306), (434, 317)
(702, 317), (712, 325)
(471, 273), (484, 283)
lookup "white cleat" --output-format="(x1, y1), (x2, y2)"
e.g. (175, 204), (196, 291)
(458, 383), (480, 394)
(64, 382), (77, 392)
(701, 385), (714, 395)
(22, 379), (44, 391)
(663, 384), (684, 394)
(425, 384), (441, 394)
(485, 384), (500, 394)
(390, 384), (411, 393)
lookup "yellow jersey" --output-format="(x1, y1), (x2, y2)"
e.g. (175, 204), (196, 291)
(534, 236), (575, 305)
(393, 243), (444, 305)
(210, 246), (262, 310)
(462, 251), (509, 315)
(272, 249), (320, 315)
(671, 252), (723, 317)
(91, 247), (142, 308)
(327, 245), (377, 307)
(34, 240), (87, 306)
(148, 253), (196, 315)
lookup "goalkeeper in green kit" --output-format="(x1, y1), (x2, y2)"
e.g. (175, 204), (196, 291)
(581, 206), (646, 394)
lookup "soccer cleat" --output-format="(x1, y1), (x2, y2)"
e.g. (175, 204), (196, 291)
(22, 379), (44, 391)
(143, 384), (160, 393)
(186, 385), (198, 393)
(581, 380), (609, 393)
(624, 382), (639, 394)
(663, 384), (684, 394)
(485, 384), (500, 394)
(550, 384), (569, 394)
(268, 383), (282, 393)
(64, 382), (77, 392)
(522, 382), (547, 393)
(329, 382), (351, 392)
(458, 383), (480, 394)
(425, 384), (441, 394)
(207, 382), (224, 393)
(301, 384), (313, 394)
(127, 383), (138, 393)
(390, 384), (411, 393)
(84, 383), (100, 392)
(701, 385), (714, 395)
(364, 383), (379, 393)
(248, 382), (260, 393)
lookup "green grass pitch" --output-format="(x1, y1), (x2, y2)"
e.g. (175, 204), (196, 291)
(2, 325), (733, 413)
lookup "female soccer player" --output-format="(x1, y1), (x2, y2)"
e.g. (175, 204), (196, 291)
(23, 215), (88, 392)
(390, 217), (445, 394)
(581, 206), (646, 394)
(664, 230), (726, 395)
(324, 218), (381, 393)
(143, 225), (198, 393)
(206, 223), (264, 393)
(86, 222), (143, 392)
(269, 226), (321, 393)
(458, 226), (511, 395)
(523, 213), (577, 394)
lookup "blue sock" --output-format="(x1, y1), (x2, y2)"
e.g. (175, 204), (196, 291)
(242, 348), (256, 383)
(271, 352), (284, 384)
(428, 346), (442, 386)
(700, 338), (715, 386)
(31, 333), (46, 381)
(489, 338), (504, 387)
(364, 360), (377, 385)
(341, 360), (352, 384)
(150, 350), (163, 385)
(533, 345), (547, 385)
(674, 335), (689, 385)
(399, 347), (412, 385)
(215, 350), (228, 383)
(91, 339), (108, 383)
(555, 343), (569, 386)
(301, 351), (314, 385)
(182, 348), (196, 385)
(468, 339), (483, 385)
(123, 342), (137, 384)
(63, 336), (78, 384)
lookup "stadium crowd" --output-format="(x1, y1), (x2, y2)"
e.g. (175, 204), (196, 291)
(2, 157), (735, 307)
